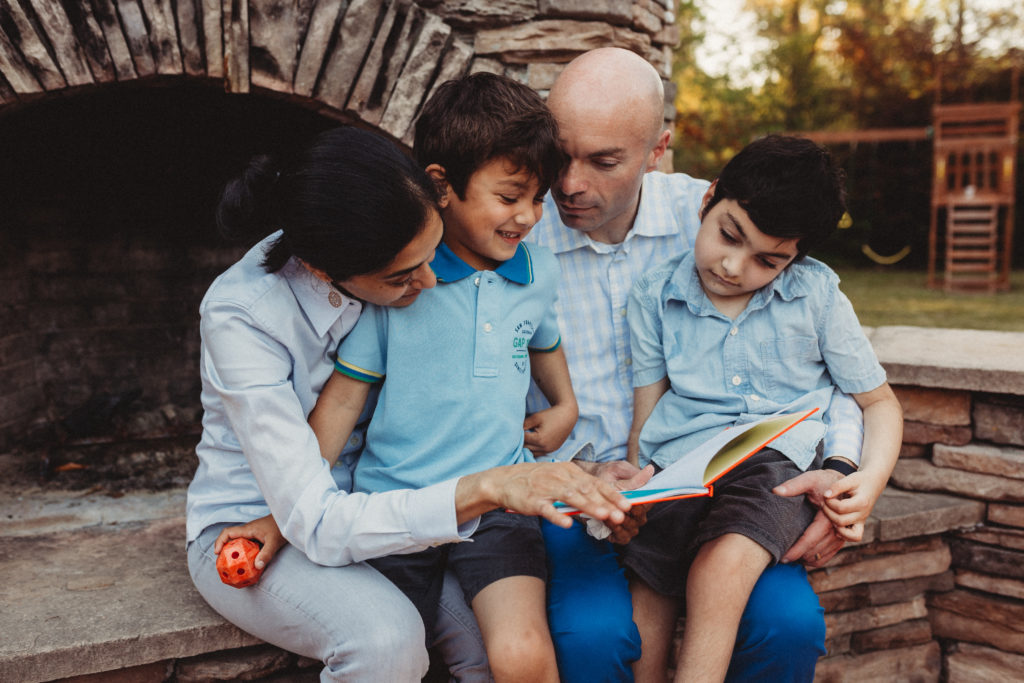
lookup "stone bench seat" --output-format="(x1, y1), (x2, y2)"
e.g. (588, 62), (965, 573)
(0, 484), (988, 682)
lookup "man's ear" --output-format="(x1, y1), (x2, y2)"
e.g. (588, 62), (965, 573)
(646, 129), (672, 172)
(425, 163), (451, 208)
(699, 180), (717, 219)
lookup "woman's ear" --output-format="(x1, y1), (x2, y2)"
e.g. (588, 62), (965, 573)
(425, 163), (451, 208)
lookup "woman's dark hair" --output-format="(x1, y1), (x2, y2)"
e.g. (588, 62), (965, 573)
(217, 127), (439, 279)
(703, 135), (847, 260)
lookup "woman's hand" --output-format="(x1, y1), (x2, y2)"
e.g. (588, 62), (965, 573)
(214, 515), (288, 570)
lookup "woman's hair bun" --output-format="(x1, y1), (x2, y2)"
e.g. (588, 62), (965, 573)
(216, 153), (280, 240)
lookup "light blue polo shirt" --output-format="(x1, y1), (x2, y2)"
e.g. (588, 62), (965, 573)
(337, 241), (562, 493)
(629, 250), (887, 472)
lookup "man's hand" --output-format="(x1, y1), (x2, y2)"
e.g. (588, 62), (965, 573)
(774, 469), (850, 567)
(572, 460), (654, 543)
(456, 462), (632, 528)
(576, 459), (655, 491)
(214, 514), (288, 570)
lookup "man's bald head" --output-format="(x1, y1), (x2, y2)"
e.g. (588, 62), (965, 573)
(548, 47), (666, 146)
(545, 48), (671, 244)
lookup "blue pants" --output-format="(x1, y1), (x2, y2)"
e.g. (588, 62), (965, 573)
(543, 520), (826, 683)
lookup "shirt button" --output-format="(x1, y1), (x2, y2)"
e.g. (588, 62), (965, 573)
(625, 358), (633, 366)
(483, 322), (493, 333)
(474, 277), (481, 287)
(750, 394), (760, 401)
(730, 327), (738, 336)
(732, 375), (742, 386)
(349, 434), (361, 446)
(620, 308), (628, 317)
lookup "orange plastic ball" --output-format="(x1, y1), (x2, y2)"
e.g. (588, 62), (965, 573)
(217, 537), (263, 588)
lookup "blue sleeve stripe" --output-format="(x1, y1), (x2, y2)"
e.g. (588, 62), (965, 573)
(528, 336), (561, 353)
(334, 359), (384, 383)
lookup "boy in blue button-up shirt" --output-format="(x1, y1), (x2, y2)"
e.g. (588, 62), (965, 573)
(308, 73), (575, 682)
(620, 135), (904, 681)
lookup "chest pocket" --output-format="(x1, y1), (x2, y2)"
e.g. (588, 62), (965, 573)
(759, 336), (824, 399)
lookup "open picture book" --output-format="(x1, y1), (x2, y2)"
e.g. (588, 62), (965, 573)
(555, 407), (818, 515)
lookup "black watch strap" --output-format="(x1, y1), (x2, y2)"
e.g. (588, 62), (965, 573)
(823, 459), (858, 476)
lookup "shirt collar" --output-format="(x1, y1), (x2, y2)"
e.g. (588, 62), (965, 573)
(664, 251), (814, 316)
(542, 173), (678, 254)
(282, 256), (360, 338)
(430, 241), (535, 284)
(632, 174), (683, 238)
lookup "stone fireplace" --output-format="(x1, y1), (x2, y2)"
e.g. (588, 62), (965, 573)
(0, 0), (679, 486)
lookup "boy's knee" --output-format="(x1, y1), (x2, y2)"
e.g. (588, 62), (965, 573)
(551, 607), (640, 682)
(487, 626), (554, 679)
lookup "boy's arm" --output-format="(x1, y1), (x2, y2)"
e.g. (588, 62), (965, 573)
(626, 378), (670, 467)
(523, 346), (579, 457)
(309, 370), (372, 469)
(821, 382), (903, 540)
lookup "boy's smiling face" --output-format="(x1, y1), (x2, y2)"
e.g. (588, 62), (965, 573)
(693, 188), (799, 316)
(433, 157), (544, 271)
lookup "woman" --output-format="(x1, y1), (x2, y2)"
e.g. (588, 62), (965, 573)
(186, 127), (630, 682)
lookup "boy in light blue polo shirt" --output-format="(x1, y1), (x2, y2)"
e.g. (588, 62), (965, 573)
(308, 73), (574, 682)
(619, 136), (904, 682)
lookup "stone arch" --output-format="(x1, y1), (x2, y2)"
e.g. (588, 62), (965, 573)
(0, 0), (473, 145)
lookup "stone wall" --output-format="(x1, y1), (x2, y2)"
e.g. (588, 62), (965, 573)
(810, 327), (1024, 681)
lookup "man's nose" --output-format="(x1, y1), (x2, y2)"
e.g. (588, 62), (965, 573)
(558, 160), (587, 197)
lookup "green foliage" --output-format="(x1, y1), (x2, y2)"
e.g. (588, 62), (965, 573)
(672, 0), (1024, 266)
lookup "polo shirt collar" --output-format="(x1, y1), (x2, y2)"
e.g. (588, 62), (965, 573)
(664, 251), (812, 315)
(431, 242), (535, 284)
(282, 257), (360, 338)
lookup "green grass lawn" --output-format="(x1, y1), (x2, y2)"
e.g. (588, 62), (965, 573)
(833, 268), (1024, 332)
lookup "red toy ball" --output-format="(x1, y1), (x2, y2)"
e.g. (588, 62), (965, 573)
(217, 537), (263, 588)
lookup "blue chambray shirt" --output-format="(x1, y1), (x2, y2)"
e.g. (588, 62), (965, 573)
(629, 249), (886, 471)
(336, 242), (562, 493)
(187, 233), (475, 566)
(526, 171), (865, 464)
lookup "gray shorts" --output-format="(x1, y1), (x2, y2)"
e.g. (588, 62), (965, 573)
(617, 448), (820, 598)
(368, 509), (546, 636)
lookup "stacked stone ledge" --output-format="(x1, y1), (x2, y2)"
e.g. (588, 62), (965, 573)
(811, 327), (1024, 682)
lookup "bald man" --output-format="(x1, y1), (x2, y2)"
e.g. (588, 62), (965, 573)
(525, 48), (865, 682)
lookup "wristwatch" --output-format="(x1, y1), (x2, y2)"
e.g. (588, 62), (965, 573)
(823, 458), (857, 476)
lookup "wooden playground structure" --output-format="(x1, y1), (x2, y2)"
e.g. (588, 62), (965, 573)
(799, 73), (1021, 293)
(928, 101), (1020, 292)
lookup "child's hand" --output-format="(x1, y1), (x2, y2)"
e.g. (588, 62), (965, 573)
(821, 471), (887, 541)
(214, 514), (287, 570)
(523, 403), (578, 456)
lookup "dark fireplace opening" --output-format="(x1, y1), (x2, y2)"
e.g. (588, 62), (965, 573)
(0, 83), (338, 493)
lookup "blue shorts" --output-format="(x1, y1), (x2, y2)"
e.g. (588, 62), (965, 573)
(368, 509), (546, 637)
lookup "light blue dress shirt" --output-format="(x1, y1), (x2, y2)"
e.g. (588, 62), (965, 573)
(526, 171), (866, 464)
(629, 249), (887, 471)
(336, 241), (562, 493)
(186, 233), (474, 566)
